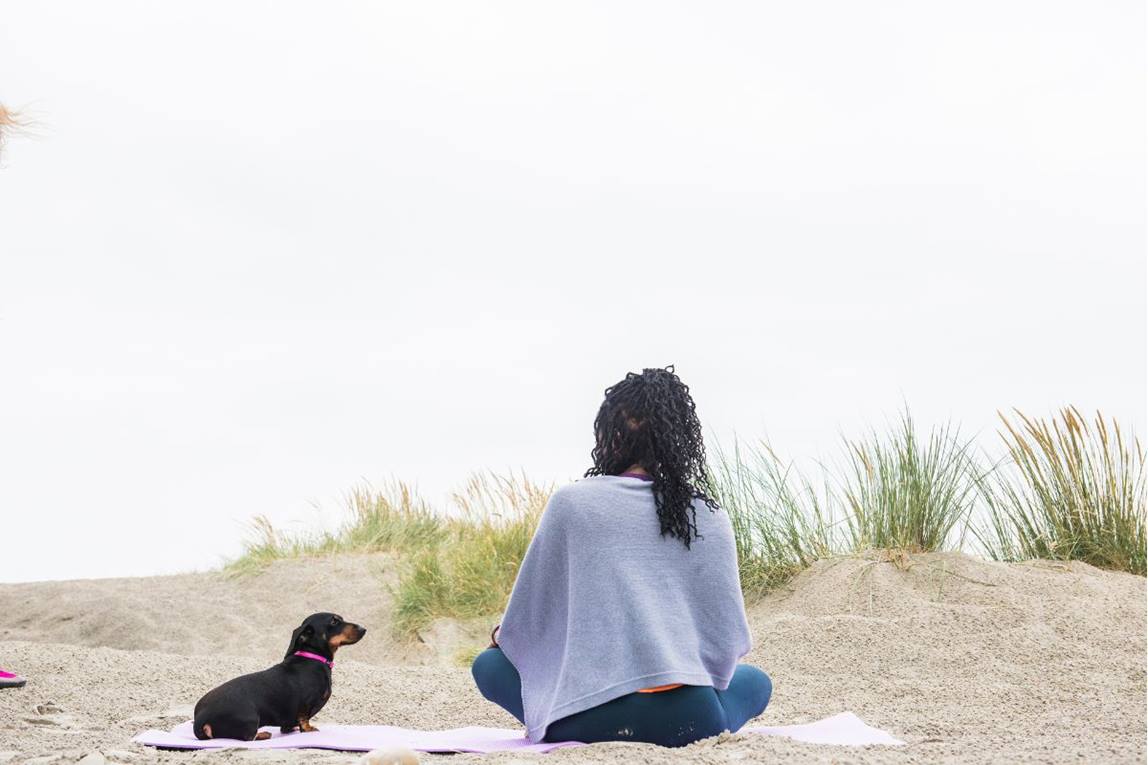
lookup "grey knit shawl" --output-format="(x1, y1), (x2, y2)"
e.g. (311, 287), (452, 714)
(498, 474), (753, 741)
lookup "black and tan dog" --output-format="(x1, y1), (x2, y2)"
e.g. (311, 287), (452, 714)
(193, 612), (366, 741)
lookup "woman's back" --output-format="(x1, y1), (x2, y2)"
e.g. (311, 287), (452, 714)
(498, 474), (752, 741)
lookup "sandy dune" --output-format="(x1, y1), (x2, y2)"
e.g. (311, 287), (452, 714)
(1, 552), (1144, 763)
(0, 554), (484, 669)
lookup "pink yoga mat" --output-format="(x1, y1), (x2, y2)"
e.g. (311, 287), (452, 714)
(745, 711), (905, 746)
(134, 712), (903, 753)
(135, 721), (580, 753)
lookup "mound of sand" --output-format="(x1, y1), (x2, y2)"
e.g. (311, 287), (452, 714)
(0, 554), (487, 668)
(0, 552), (1144, 763)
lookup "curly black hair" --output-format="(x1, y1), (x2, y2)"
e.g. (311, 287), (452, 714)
(584, 366), (719, 547)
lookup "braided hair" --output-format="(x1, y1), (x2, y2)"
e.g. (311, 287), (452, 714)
(584, 366), (719, 547)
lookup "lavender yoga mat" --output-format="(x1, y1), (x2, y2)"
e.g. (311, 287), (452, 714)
(134, 722), (578, 754)
(745, 711), (905, 746)
(134, 712), (903, 753)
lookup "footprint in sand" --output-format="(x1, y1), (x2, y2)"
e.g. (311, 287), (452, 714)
(23, 701), (81, 731)
(123, 702), (194, 726)
(22, 713), (79, 729)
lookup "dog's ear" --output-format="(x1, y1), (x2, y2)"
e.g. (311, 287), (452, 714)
(286, 623), (315, 657)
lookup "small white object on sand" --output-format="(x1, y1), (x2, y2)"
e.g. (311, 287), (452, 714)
(359, 747), (420, 765)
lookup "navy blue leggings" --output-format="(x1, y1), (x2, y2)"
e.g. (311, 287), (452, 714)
(471, 648), (772, 747)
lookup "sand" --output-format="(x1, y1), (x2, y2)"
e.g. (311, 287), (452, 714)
(0, 551), (1144, 764)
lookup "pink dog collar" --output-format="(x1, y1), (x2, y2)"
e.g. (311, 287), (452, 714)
(293, 651), (333, 668)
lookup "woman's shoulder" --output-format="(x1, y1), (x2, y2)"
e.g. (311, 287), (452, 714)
(545, 477), (729, 528)
(547, 475), (612, 509)
(549, 476), (725, 511)
(542, 476), (634, 522)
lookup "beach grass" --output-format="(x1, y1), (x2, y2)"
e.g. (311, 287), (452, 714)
(392, 474), (549, 636)
(224, 482), (445, 577)
(226, 405), (1146, 640)
(841, 411), (983, 554)
(226, 473), (551, 636)
(712, 440), (841, 597)
(713, 412), (984, 594)
(976, 407), (1146, 575)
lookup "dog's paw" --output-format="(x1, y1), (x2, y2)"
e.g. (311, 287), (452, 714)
(359, 747), (419, 765)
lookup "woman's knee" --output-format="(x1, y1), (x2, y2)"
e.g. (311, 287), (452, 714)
(733, 664), (773, 715)
(471, 647), (525, 723)
(471, 647), (512, 698)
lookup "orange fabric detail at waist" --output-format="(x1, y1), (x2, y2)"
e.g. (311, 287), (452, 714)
(636, 683), (684, 693)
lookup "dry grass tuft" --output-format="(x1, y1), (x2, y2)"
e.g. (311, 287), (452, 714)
(225, 473), (552, 637)
(976, 407), (1146, 575)
(225, 481), (444, 577)
(392, 474), (549, 637)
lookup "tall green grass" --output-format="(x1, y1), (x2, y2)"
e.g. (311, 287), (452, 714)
(713, 412), (983, 593)
(841, 411), (982, 553)
(225, 482), (444, 576)
(227, 405), (1145, 642)
(712, 440), (840, 597)
(392, 474), (549, 636)
(976, 407), (1146, 575)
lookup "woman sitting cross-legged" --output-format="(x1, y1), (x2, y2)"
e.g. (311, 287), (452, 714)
(472, 366), (772, 747)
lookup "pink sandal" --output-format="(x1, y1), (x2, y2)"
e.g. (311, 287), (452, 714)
(0, 668), (26, 688)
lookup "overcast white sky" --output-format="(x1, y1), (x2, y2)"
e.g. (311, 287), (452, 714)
(1, 1), (1144, 583)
